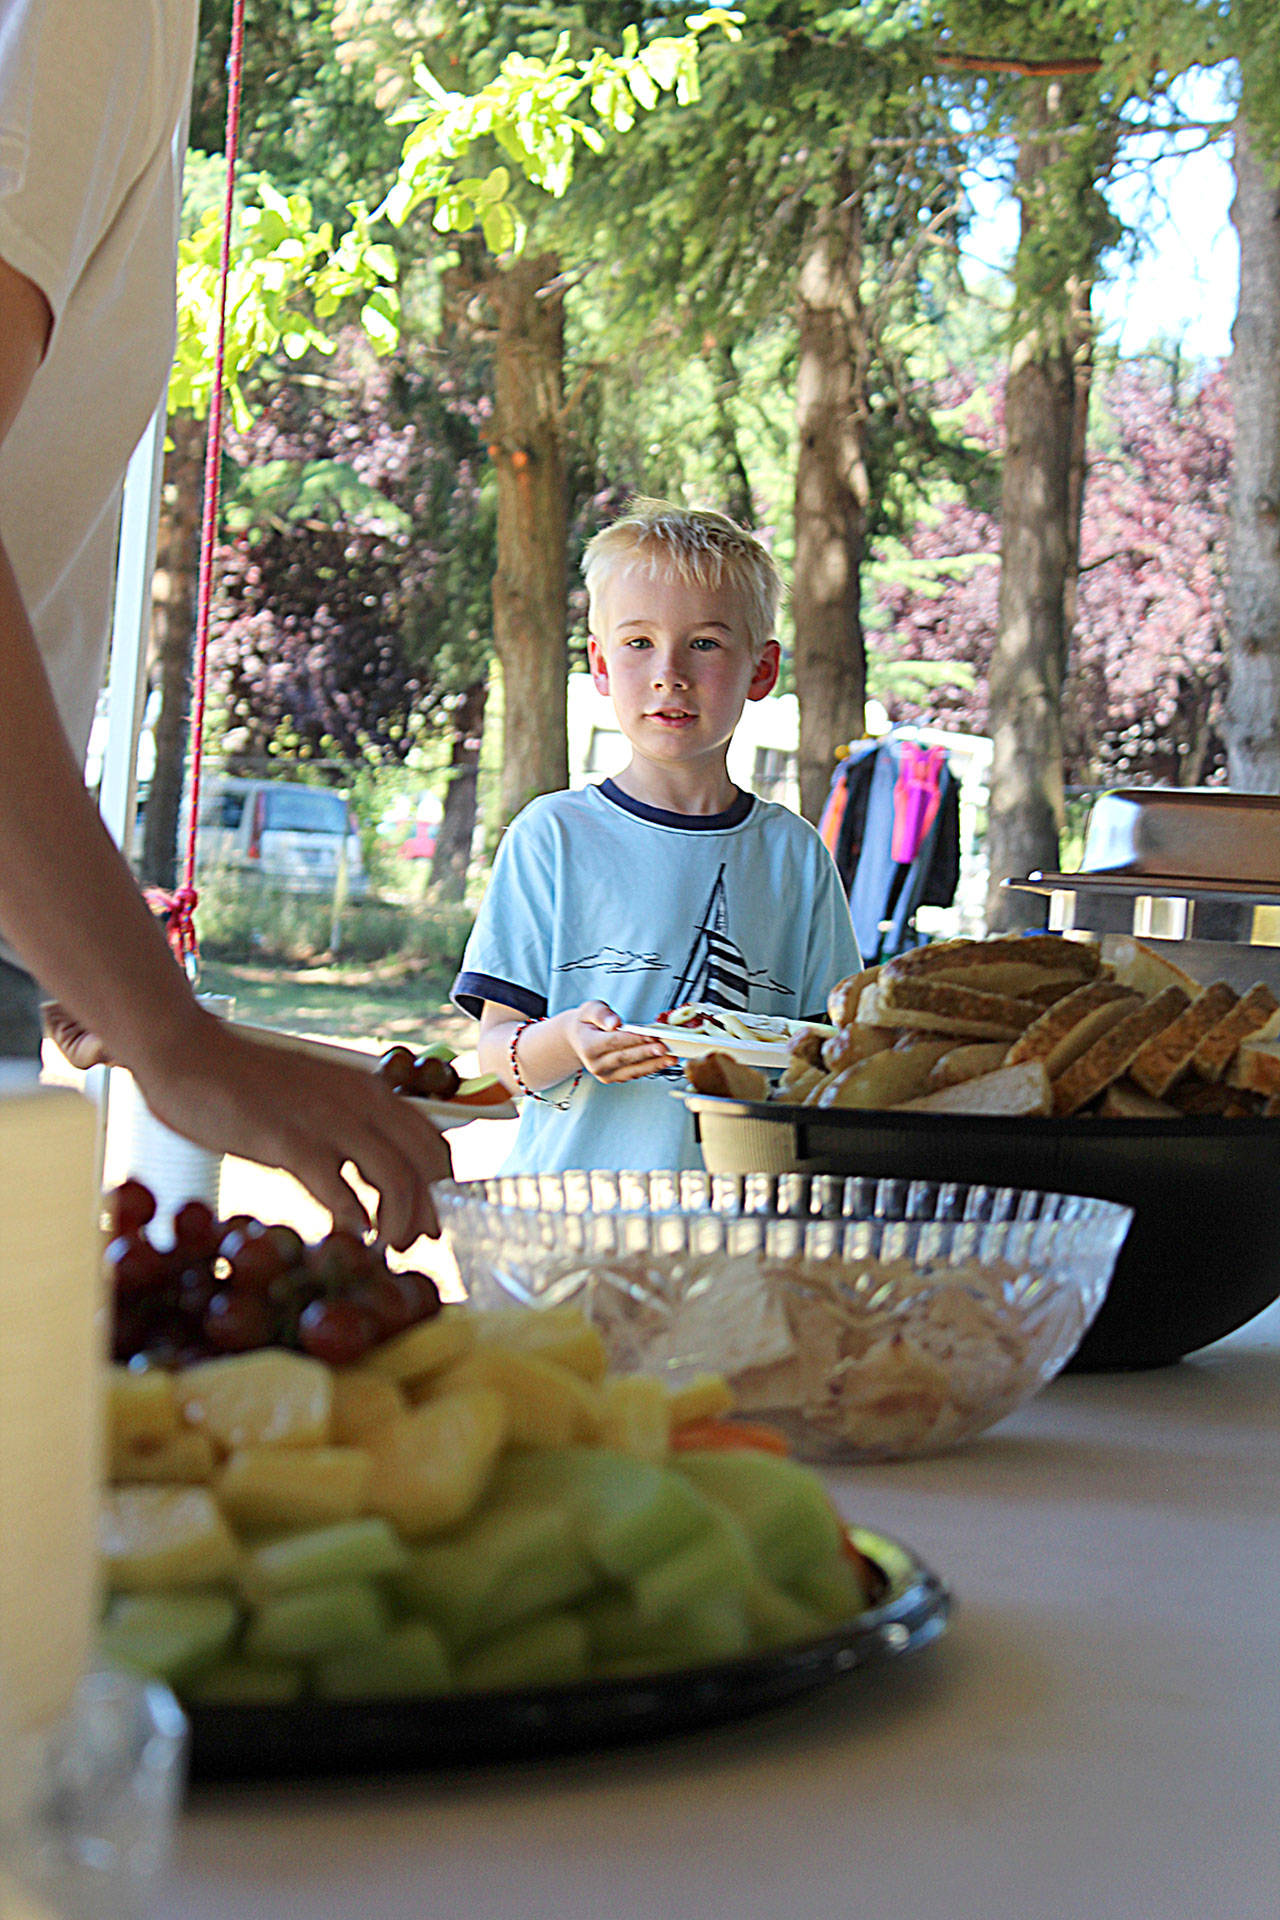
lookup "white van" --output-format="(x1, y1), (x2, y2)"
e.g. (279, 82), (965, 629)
(194, 777), (368, 896)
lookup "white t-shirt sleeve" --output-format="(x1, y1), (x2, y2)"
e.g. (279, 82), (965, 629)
(453, 803), (559, 1020)
(0, 0), (169, 325)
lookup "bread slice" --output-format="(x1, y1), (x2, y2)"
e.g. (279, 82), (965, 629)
(815, 1040), (960, 1111)
(1168, 1078), (1263, 1118)
(826, 967), (881, 1029)
(926, 1041), (1012, 1090)
(1051, 985), (1191, 1116)
(898, 1059), (1052, 1116)
(1099, 1079), (1180, 1119)
(871, 972), (1043, 1042)
(683, 1051), (770, 1102)
(1126, 980), (1240, 1098)
(1106, 936), (1203, 999)
(1004, 980), (1140, 1078)
(884, 934), (1099, 983)
(1189, 983), (1280, 1082)
(1226, 1032), (1280, 1098)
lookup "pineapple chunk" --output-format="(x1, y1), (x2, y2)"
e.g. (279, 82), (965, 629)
(100, 1486), (240, 1591)
(665, 1373), (735, 1428)
(366, 1388), (507, 1539)
(472, 1304), (608, 1383)
(178, 1351), (332, 1452)
(107, 1365), (180, 1449)
(109, 1428), (217, 1485)
(216, 1445), (373, 1530)
(598, 1374), (670, 1461)
(330, 1368), (405, 1445)
(433, 1348), (603, 1448)
(364, 1306), (474, 1388)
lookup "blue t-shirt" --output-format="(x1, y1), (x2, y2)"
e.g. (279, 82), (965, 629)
(453, 779), (860, 1174)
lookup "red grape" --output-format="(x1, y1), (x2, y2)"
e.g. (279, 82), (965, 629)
(220, 1223), (291, 1294)
(109, 1179), (157, 1238)
(172, 1199), (218, 1255)
(309, 1229), (377, 1288)
(389, 1269), (442, 1323)
(107, 1233), (167, 1296)
(376, 1045), (417, 1091)
(298, 1297), (376, 1366)
(352, 1273), (419, 1340)
(202, 1290), (271, 1353)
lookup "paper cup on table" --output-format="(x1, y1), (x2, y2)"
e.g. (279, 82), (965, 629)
(0, 1087), (102, 1787)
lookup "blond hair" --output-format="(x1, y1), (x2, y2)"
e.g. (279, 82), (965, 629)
(582, 498), (783, 658)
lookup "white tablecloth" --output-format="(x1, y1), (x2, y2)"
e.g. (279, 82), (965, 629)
(160, 1303), (1280, 1920)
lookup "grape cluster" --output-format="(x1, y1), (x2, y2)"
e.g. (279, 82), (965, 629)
(106, 1179), (442, 1371)
(375, 1045), (461, 1100)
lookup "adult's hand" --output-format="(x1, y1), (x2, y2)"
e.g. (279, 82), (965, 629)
(129, 1014), (452, 1249)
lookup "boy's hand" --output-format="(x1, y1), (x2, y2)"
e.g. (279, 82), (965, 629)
(570, 1001), (676, 1083)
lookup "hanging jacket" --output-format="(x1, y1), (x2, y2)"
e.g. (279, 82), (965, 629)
(819, 734), (960, 962)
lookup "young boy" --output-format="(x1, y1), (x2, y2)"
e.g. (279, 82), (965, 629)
(452, 499), (860, 1173)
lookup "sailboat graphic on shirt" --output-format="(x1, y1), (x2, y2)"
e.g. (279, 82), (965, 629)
(669, 864), (791, 1009)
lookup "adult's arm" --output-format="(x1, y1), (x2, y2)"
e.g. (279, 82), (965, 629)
(0, 258), (450, 1246)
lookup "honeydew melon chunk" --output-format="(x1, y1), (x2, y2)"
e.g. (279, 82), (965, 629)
(366, 1387), (507, 1539)
(673, 1450), (845, 1587)
(216, 1445), (373, 1531)
(242, 1516), (408, 1598)
(185, 1658), (305, 1705)
(455, 1611), (588, 1691)
(329, 1367), (405, 1445)
(315, 1621), (453, 1699)
(393, 1501), (595, 1650)
(630, 1501), (754, 1625)
(597, 1374), (670, 1461)
(581, 1592), (751, 1673)
(433, 1348), (603, 1448)
(363, 1306), (474, 1388)
(488, 1447), (712, 1581)
(109, 1428), (217, 1485)
(107, 1365), (179, 1448)
(178, 1350), (332, 1452)
(98, 1591), (239, 1684)
(243, 1578), (388, 1662)
(743, 1576), (828, 1651)
(787, 1553), (874, 1624)
(100, 1486), (240, 1592)
(471, 1304), (608, 1383)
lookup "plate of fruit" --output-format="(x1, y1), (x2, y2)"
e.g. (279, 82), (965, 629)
(101, 1184), (950, 1780)
(233, 1023), (517, 1125)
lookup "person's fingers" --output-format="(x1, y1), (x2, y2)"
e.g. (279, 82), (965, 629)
(579, 1000), (622, 1032)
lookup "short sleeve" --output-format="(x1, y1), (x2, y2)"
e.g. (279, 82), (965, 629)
(451, 803), (559, 1020)
(797, 837), (861, 1020)
(0, 0), (169, 322)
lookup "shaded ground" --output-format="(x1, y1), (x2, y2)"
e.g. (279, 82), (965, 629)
(196, 957), (473, 1057)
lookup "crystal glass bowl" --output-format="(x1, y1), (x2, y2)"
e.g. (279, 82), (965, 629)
(433, 1172), (1132, 1462)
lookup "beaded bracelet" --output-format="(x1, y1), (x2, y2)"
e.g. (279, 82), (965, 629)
(510, 1018), (584, 1110)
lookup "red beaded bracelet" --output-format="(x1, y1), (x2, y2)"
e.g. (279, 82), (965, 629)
(510, 1018), (584, 1110)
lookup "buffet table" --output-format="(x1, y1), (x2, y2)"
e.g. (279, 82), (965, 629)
(159, 1301), (1280, 1920)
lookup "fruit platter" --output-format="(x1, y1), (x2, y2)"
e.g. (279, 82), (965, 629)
(99, 1183), (949, 1778)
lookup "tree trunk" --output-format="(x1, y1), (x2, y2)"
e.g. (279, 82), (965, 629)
(792, 190), (870, 826)
(429, 679), (487, 903)
(985, 90), (1092, 932)
(1223, 116), (1280, 791)
(487, 252), (568, 830)
(140, 412), (204, 889)
(709, 343), (755, 528)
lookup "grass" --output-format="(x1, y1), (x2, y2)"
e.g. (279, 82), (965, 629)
(196, 956), (475, 1056)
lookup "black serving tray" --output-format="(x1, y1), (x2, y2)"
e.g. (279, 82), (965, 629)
(688, 1094), (1280, 1370)
(186, 1528), (948, 1783)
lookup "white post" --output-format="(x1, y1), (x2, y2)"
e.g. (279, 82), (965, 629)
(98, 404), (167, 860)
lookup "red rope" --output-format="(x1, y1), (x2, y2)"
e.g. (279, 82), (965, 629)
(169, 0), (247, 972)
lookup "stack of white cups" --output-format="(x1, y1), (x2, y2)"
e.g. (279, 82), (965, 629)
(113, 993), (234, 1243)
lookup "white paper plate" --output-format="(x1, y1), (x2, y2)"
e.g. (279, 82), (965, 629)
(401, 1092), (518, 1128)
(621, 1018), (832, 1071)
